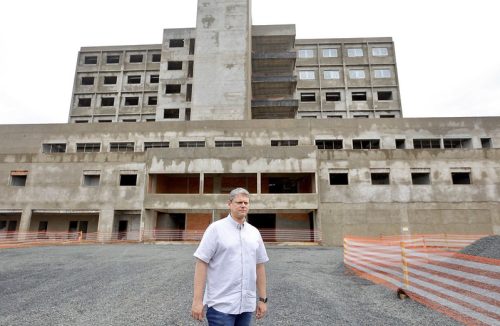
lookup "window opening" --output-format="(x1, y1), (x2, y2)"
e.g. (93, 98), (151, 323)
(215, 140), (242, 147)
(179, 141), (205, 148)
(42, 143), (66, 153)
(166, 84), (181, 94)
(110, 142), (134, 152)
(127, 75), (141, 84)
(148, 96), (157, 106)
(151, 54), (161, 62)
(81, 77), (94, 85)
(168, 61), (183, 70)
(120, 174), (137, 186)
(353, 139), (380, 149)
(315, 139), (343, 149)
(78, 98), (91, 107)
(452, 172), (471, 185)
(371, 173), (390, 185)
(129, 54), (143, 63)
(83, 174), (100, 187)
(84, 56), (97, 64)
(106, 55), (120, 64)
(164, 109), (180, 119)
(330, 173), (349, 185)
(169, 39), (184, 47)
(150, 74), (159, 84)
(271, 140), (298, 146)
(395, 139), (406, 149)
(325, 92), (341, 102)
(124, 97), (139, 106)
(76, 143), (101, 152)
(481, 138), (492, 148)
(443, 138), (472, 149)
(352, 92), (367, 101)
(412, 173), (430, 185)
(104, 76), (117, 85)
(378, 91), (393, 101)
(300, 92), (316, 102)
(101, 97), (114, 106)
(144, 142), (169, 150)
(413, 139), (441, 149)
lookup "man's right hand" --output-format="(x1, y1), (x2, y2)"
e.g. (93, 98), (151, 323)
(191, 301), (204, 321)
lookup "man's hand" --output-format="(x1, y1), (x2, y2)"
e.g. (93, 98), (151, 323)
(191, 300), (204, 321)
(256, 301), (267, 319)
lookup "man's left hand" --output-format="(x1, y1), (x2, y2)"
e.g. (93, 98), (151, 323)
(256, 301), (267, 319)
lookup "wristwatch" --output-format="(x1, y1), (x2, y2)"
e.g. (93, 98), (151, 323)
(259, 297), (268, 303)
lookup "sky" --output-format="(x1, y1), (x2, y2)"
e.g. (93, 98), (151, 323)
(1, 0), (499, 124)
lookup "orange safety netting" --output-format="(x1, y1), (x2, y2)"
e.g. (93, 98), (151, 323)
(344, 234), (500, 326)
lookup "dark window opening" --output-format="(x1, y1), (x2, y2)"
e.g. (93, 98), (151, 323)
(78, 98), (91, 107)
(168, 61), (183, 70)
(106, 55), (120, 64)
(164, 109), (180, 119)
(412, 173), (430, 185)
(104, 76), (117, 85)
(77, 143), (101, 152)
(84, 56), (97, 64)
(144, 142), (169, 150)
(42, 143), (66, 153)
(443, 138), (472, 149)
(166, 84), (181, 94)
(352, 92), (367, 101)
(81, 77), (94, 85)
(316, 139), (343, 149)
(396, 139), (406, 149)
(380, 115), (396, 118)
(170, 39), (185, 48)
(481, 138), (492, 148)
(125, 97), (139, 106)
(452, 172), (471, 185)
(99, 120), (112, 123)
(413, 139), (441, 149)
(101, 97), (114, 106)
(371, 173), (390, 185)
(215, 141), (242, 147)
(38, 221), (48, 232)
(189, 39), (196, 55)
(120, 174), (137, 186)
(185, 108), (191, 121)
(326, 92), (341, 102)
(75, 120), (88, 123)
(150, 174), (200, 194)
(151, 54), (161, 62)
(353, 139), (380, 149)
(150, 75), (159, 83)
(186, 84), (192, 102)
(129, 54), (143, 63)
(110, 142), (135, 152)
(148, 96), (157, 105)
(179, 141), (205, 148)
(263, 173), (314, 194)
(188, 61), (194, 78)
(330, 173), (348, 185)
(127, 75), (141, 84)
(271, 140), (298, 146)
(83, 174), (100, 187)
(327, 115), (343, 119)
(123, 119), (136, 123)
(378, 91), (393, 101)
(11, 175), (27, 187)
(300, 92), (316, 102)
(354, 115), (369, 118)
(68, 221), (78, 232)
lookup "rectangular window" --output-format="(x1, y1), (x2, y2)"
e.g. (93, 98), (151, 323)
(215, 140), (242, 147)
(347, 48), (363, 57)
(101, 97), (115, 106)
(76, 143), (101, 152)
(120, 174), (137, 186)
(349, 69), (365, 79)
(353, 139), (380, 149)
(148, 96), (157, 106)
(164, 109), (180, 119)
(372, 47), (389, 56)
(352, 92), (367, 101)
(395, 139), (406, 149)
(170, 39), (184, 47)
(81, 77), (94, 85)
(315, 139), (343, 149)
(129, 54), (144, 63)
(42, 143), (66, 153)
(300, 92), (316, 102)
(413, 139), (441, 149)
(185, 108), (191, 121)
(188, 61), (194, 78)
(104, 76), (117, 85)
(78, 98), (91, 107)
(354, 115), (369, 118)
(330, 173), (349, 185)
(325, 92), (341, 102)
(144, 142), (169, 150)
(179, 141), (205, 148)
(151, 54), (161, 62)
(110, 142), (135, 152)
(322, 48), (338, 58)
(189, 39), (196, 55)
(298, 49), (314, 58)
(84, 56), (97, 64)
(481, 138), (492, 148)
(99, 120), (112, 123)
(106, 55), (120, 64)
(166, 84), (181, 94)
(127, 75), (141, 84)
(10, 171), (28, 187)
(323, 70), (340, 80)
(186, 84), (192, 102)
(271, 140), (298, 146)
(452, 172), (471, 185)
(168, 61), (183, 70)
(377, 91), (393, 101)
(123, 119), (136, 123)
(150, 75), (159, 84)
(371, 173), (390, 185)
(124, 97), (139, 106)
(75, 120), (88, 123)
(443, 138), (472, 149)
(380, 115), (395, 118)
(374, 69), (391, 78)
(299, 71), (315, 80)
(83, 174), (100, 187)
(412, 173), (431, 185)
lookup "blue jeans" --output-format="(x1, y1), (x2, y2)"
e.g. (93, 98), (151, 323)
(206, 307), (253, 326)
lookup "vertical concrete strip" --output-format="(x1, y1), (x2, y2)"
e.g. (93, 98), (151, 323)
(18, 207), (32, 240)
(97, 209), (115, 242)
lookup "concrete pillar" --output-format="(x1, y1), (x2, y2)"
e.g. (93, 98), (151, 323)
(141, 209), (158, 241)
(19, 207), (32, 233)
(97, 209), (115, 241)
(257, 172), (261, 194)
(191, 0), (252, 120)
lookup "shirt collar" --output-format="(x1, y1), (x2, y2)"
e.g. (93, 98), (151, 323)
(227, 214), (245, 229)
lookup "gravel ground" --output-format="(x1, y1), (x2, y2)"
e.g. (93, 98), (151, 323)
(0, 244), (460, 326)
(459, 235), (500, 259)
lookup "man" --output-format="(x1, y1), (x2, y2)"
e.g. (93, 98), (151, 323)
(191, 188), (269, 325)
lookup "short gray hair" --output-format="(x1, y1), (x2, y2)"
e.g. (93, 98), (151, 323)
(229, 187), (250, 201)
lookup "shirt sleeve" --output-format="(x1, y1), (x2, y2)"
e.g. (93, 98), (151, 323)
(256, 235), (269, 264)
(193, 223), (218, 263)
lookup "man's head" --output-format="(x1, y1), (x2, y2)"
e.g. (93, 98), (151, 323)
(228, 188), (250, 223)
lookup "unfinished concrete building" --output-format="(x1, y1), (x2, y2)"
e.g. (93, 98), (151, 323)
(0, 0), (498, 245)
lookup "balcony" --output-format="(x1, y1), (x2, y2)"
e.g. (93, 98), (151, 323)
(251, 99), (298, 119)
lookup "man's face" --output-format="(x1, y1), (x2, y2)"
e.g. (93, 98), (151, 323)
(228, 194), (250, 221)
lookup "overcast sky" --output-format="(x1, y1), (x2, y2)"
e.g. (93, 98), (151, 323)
(1, 0), (499, 124)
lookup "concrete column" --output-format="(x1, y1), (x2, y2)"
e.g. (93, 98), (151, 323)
(19, 207), (32, 233)
(257, 172), (261, 194)
(399, 205), (410, 236)
(492, 204), (500, 235)
(141, 209), (158, 241)
(97, 209), (115, 242)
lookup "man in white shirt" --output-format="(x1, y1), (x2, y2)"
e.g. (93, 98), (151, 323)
(191, 188), (269, 325)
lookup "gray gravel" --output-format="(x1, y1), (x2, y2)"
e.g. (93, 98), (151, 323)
(459, 235), (500, 259)
(0, 244), (460, 326)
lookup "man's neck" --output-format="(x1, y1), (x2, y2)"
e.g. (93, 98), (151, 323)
(230, 214), (245, 225)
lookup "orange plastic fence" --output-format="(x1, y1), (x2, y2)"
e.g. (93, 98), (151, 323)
(344, 234), (500, 326)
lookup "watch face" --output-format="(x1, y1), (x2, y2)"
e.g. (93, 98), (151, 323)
(260, 297), (268, 303)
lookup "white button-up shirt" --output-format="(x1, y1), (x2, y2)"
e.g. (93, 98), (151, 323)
(194, 215), (269, 314)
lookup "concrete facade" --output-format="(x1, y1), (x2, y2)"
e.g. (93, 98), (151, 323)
(1, 0), (499, 245)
